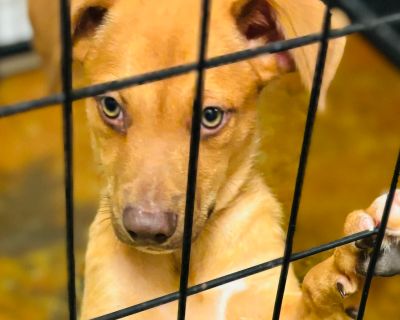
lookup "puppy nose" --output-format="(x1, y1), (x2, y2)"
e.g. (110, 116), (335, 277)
(122, 206), (177, 243)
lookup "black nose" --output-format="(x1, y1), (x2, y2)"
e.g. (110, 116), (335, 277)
(122, 206), (177, 244)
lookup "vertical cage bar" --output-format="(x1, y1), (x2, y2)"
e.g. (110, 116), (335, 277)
(272, 4), (332, 319)
(59, 0), (77, 319)
(356, 150), (400, 319)
(177, 0), (211, 319)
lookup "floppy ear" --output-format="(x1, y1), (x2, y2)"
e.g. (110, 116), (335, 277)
(71, 1), (111, 61)
(233, 0), (347, 107)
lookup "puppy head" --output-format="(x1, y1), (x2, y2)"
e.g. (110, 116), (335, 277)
(71, 0), (345, 253)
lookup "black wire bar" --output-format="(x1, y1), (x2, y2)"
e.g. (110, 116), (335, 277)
(272, 4), (331, 319)
(331, 0), (400, 68)
(356, 150), (400, 319)
(0, 41), (31, 58)
(59, 0), (77, 319)
(1, 12), (400, 118)
(177, 0), (211, 319)
(92, 229), (377, 320)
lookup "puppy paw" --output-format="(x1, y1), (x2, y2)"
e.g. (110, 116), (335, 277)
(300, 192), (400, 319)
(356, 190), (400, 276)
(339, 190), (400, 278)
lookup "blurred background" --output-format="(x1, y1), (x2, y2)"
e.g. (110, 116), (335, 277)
(0, 0), (399, 319)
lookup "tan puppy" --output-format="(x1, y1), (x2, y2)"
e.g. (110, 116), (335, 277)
(28, 0), (400, 319)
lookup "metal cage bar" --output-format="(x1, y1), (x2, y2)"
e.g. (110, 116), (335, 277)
(91, 229), (378, 320)
(177, 0), (212, 319)
(272, 4), (332, 318)
(0, 1), (399, 320)
(1, 12), (400, 117)
(0, 41), (31, 58)
(332, 0), (400, 68)
(59, 0), (77, 319)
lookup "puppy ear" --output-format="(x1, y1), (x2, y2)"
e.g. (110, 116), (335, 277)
(233, 0), (347, 107)
(71, 4), (109, 61)
(269, 0), (347, 107)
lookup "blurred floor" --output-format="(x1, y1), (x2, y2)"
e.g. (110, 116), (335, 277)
(0, 35), (399, 319)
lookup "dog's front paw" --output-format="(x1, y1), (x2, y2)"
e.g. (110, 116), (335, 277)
(355, 190), (400, 276)
(301, 192), (400, 319)
(338, 190), (400, 279)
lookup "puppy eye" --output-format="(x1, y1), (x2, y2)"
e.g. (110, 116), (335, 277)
(95, 95), (128, 134)
(202, 106), (224, 129)
(100, 96), (122, 119)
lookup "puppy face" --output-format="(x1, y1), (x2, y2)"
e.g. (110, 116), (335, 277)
(71, 0), (345, 252)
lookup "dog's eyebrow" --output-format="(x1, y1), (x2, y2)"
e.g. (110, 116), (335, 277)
(225, 107), (238, 113)
(72, 0), (114, 14)
(202, 89), (240, 111)
(95, 91), (123, 102)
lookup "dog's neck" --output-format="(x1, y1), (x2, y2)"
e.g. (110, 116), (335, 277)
(174, 170), (281, 284)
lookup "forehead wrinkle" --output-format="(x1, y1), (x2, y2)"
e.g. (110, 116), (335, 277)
(91, 0), (249, 78)
(121, 71), (195, 133)
(150, 80), (187, 131)
(121, 82), (162, 129)
(111, 0), (199, 70)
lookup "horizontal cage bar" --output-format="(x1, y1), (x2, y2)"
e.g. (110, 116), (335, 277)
(1, 12), (400, 117)
(91, 229), (378, 320)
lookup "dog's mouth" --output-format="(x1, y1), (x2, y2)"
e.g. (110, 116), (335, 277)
(127, 233), (184, 252)
(118, 226), (207, 253)
(133, 245), (175, 254)
(111, 220), (182, 252)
